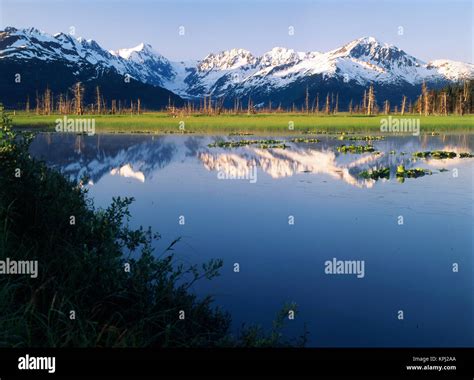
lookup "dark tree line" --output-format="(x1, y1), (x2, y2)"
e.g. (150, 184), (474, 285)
(25, 80), (473, 117)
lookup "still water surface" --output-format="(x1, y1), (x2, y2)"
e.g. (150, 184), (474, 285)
(30, 133), (474, 347)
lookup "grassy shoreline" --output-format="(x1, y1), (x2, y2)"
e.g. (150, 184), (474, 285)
(11, 112), (474, 134)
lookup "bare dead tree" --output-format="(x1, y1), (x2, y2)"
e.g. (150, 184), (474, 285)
(401, 95), (407, 115)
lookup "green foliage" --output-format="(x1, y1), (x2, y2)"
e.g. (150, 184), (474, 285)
(0, 106), (302, 347)
(358, 167), (390, 180)
(337, 135), (385, 141)
(413, 150), (457, 159)
(228, 303), (308, 348)
(395, 166), (432, 178)
(207, 139), (284, 148)
(337, 144), (375, 154)
(228, 132), (254, 136)
(418, 150), (474, 159)
(290, 138), (320, 143)
(413, 150), (474, 160)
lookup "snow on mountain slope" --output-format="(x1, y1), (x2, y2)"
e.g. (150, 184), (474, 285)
(324, 37), (442, 85)
(198, 48), (257, 71)
(1, 27), (473, 100)
(110, 43), (176, 86)
(427, 59), (474, 81)
(163, 36), (473, 96)
(0, 27), (176, 87)
(260, 47), (301, 67)
(111, 43), (149, 60)
(0, 27), (128, 75)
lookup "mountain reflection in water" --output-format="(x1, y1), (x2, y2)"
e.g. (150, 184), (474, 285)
(29, 133), (473, 189)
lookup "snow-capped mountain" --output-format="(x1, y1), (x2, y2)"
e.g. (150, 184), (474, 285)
(0, 27), (183, 108)
(109, 43), (176, 87)
(1, 26), (472, 109)
(0, 27), (129, 73)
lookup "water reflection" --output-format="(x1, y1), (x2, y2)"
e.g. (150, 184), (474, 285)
(28, 132), (474, 347)
(30, 133), (474, 189)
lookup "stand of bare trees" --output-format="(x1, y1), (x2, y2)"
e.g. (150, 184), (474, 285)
(23, 80), (473, 117)
(26, 82), (143, 116)
(167, 81), (472, 117)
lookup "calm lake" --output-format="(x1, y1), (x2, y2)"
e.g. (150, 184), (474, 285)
(30, 132), (474, 347)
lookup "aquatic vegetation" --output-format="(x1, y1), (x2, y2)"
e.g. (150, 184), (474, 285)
(258, 143), (289, 149)
(163, 129), (195, 134)
(208, 141), (247, 148)
(430, 151), (457, 159)
(302, 130), (356, 136)
(359, 167), (390, 180)
(338, 135), (385, 141)
(337, 144), (375, 153)
(359, 165), (435, 182)
(301, 130), (328, 135)
(208, 139), (284, 148)
(290, 138), (320, 143)
(407, 150), (473, 159)
(396, 165), (432, 178)
(412, 151), (430, 158)
(413, 151), (457, 159)
(229, 132), (254, 136)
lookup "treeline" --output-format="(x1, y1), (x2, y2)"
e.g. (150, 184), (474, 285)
(427, 80), (473, 115)
(168, 80), (473, 117)
(26, 82), (143, 115)
(25, 80), (473, 117)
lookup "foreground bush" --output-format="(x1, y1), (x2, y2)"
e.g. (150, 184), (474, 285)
(0, 106), (305, 347)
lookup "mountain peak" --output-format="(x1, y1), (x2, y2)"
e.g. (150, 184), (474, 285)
(111, 42), (153, 59)
(260, 47), (300, 66)
(326, 35), (420, 71)
(333, 36), (386, 56)
(226, 48), (252, 55)
(198, 48), (256, 71)
(3, 26), (18, 33)
(2, 26), (43, 38)
(356, 36), (381, 45)
(24, 27), (43, 35)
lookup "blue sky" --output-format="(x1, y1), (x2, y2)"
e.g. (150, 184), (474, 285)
(1, 0), (472, 62)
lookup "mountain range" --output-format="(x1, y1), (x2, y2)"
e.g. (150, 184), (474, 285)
(1, 26), (473, 109)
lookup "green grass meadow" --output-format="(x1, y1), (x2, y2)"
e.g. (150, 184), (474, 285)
(11, 112), (474, 134)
